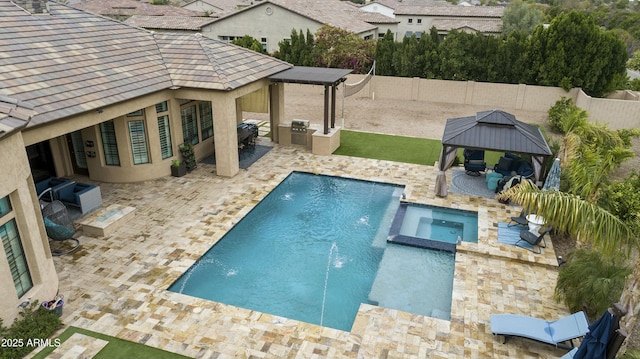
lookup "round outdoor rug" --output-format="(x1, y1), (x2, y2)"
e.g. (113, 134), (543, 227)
(450, 170), (497, 199)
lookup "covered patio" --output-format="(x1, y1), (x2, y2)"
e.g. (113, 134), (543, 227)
(435, 110), (553, 197)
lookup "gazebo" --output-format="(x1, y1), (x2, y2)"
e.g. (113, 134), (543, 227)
(435, 110), (552, 197)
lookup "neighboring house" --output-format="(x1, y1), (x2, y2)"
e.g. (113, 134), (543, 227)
(199, 0), (390, 53)
(351, 9), (401, 40)
(182, 0), (253, 17)
(395, 0), (504, 38)
(359, 0), (401, 18)
(0, 0), (291, 325)
(126, 15), (218, 33)
(72, 0), (206, 20)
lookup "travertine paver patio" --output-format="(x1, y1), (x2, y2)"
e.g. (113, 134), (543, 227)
(40, 140), (576, 358)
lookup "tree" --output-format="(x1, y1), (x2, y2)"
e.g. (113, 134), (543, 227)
(502, 0), (545, 36)
(312, 25), (375, 74)
(629, 49), (640, 71)
(276, 29), (314, 66)
(232, 35), (264, 53)
(531, 11), (628, 96)
(375, 30), (396, 76)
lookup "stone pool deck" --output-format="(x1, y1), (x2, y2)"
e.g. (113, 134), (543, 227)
(37, 140), (575, 358)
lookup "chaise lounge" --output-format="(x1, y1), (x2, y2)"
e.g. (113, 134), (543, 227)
(490, 311), (589, 349)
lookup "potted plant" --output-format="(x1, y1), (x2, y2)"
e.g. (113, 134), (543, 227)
(171, 159), (187, 177)
(179, 143), (197, 171)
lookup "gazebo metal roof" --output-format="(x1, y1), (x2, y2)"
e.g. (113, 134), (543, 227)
(441, 110), (552, 156)
(435, 110), (552, 197)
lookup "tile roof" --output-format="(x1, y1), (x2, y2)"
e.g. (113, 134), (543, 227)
(432, 18), (503, 33)
(156, 33), (290, 90)
(0, 94), (34, 139)
(214, 0), (377, 35)
(395, 2), (504, 17)
(72, 0), (206, 17)
(362, 0), (403, 10)
(349, 9), (399, 24)
(182, 0), (251, 15)
(0, 1), (291, 127)
(125, 15), (217, 30)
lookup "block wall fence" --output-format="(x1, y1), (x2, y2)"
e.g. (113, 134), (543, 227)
(346, 74), (640, 130)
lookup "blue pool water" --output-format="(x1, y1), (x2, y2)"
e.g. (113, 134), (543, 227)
(169, 172), (472, 330)
(398, 203), (478, 244)
(169, 172), (403, 331)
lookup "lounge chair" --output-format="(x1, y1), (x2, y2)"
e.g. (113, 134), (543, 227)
(560, 348), (578, 358)
(516, 227), (552, 254)
(490, 311), (589, 350)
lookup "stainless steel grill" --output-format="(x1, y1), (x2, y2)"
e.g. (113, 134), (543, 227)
(291, 120), (309, 145)
(291, 119), (309, 133)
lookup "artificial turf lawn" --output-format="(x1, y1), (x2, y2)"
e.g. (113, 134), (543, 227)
(32, 326), (192, 359)
(334, 130), (502, 166)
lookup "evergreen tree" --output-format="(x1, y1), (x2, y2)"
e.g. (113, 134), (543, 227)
(375, 30), (396, 76)
(502, 0), (544, 36)
(231, 35), (264, 53)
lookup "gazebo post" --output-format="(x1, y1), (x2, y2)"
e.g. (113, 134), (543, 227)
(330, 84), (336, 129)
(323, 84), (330, 134)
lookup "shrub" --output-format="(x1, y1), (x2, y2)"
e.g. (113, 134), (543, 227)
(547, 97), (588, 133)
(555, 249), (632, 321)
(0, 302), (63, 359)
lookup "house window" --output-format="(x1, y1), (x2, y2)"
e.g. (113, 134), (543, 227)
(126, 109), (144, 117)
(100, 120), (120, 166)
(261, 37), (267, 52)
(417, 19), (422, 24)
(0, 196), (33, 298)
(408, 18), (413, 24)
(158, 115), (173, 160)
(155, 101), (168, 113)
(405, 31), (413, 37)
(181, 105), (199, 145)
(128, 120), (149, 165)
(416, 31), (422, 39)
(199, 101), (214, 140)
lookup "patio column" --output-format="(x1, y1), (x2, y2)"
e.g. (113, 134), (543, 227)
(213, 94), (240, 177)
(330, 84), (336, 129)
(269, 83), (284, 142)
(323, 85), (330, 134)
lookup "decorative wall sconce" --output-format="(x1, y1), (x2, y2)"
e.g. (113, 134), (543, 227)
(97, 108), (103, 114)
(86, 151), (96, 158)
(85, 140), (94, 147)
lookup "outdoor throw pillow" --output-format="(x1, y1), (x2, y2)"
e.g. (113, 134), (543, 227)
(497, 157), (513, 171)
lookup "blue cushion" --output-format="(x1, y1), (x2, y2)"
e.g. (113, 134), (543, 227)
(44, 217), (75, 240)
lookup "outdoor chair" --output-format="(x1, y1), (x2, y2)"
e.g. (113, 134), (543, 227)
(516, 227), (552, 254)
(463, 148), (486, 176)
(490, 311), (589, 350)
(508, 208), (530, 227)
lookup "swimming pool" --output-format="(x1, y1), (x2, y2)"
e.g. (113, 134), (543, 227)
(169, 172), (403, 331)
(169, 172), (474, 330)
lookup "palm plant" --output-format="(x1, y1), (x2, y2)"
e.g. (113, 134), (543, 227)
(555, 249), (632, 321)
(498, 181), (635, 255)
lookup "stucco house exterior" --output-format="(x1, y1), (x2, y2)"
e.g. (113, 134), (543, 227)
(395, 0), (504, 38)
(359, 0), (401, 18)
(181, 0), (252, 17)
(197, 0), (388, 53)
(0, 0), (292, 325)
